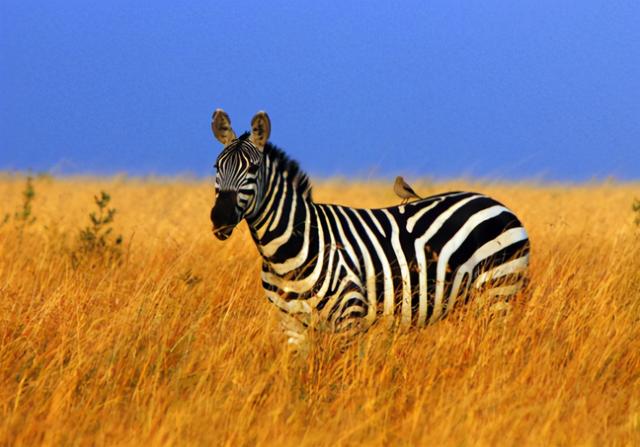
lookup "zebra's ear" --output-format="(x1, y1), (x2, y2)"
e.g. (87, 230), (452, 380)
(211, 109), (236, 145)
(250, 111), (271, 151)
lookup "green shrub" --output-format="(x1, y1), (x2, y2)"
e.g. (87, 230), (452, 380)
(72, 191), (123, 268)
(1, 176), (37, 233)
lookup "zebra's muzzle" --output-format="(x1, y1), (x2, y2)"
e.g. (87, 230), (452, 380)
(211, 191), (239, 241)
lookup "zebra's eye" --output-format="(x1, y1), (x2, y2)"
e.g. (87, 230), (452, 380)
(247, 164), (259, 174)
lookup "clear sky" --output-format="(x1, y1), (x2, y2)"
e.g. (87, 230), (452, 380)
(1, 1), (639, 180)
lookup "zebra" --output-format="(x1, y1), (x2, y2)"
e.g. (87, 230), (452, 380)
(210, 109), (530, 349)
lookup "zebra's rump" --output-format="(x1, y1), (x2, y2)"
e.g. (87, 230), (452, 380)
(325, 191), (530, 325)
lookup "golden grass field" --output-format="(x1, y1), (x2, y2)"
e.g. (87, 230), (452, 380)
(0, 175), (639, 446)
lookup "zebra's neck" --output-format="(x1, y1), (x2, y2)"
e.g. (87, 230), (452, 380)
(245, 144), (315, 264)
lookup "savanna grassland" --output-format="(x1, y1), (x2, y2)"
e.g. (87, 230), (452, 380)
(0, 175), (639, 446)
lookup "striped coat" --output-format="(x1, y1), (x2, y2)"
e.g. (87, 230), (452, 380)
(210, 110), (529, 346)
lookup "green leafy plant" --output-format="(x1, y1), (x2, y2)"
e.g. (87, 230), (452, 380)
(72, 191), (123, 267)
(1, 176), (37, 232)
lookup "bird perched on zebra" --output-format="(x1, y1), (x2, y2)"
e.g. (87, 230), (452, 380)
(209, 109), (530, 350)
(394, 176), (422, 204)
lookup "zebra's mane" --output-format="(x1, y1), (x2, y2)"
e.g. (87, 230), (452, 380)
(265, 142), (313, 201)
(238, 132), (313, 200)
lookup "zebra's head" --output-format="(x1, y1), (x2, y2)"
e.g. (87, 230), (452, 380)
(210, 109), (270, 240)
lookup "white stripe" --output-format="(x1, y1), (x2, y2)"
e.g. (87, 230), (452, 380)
(349, 210), (394, 317)
(319, 261), (362, 321)
(473, 254), (529, 288)
(253, 163), (279, 237)
(365, 209), (385, 236)
(406, 199), (442, 233)
(268, 200), (312, 275)
(431, 205), (510, 323)
(448, 228), (529, 308)
(264, 289), (312, 315)
(327, 206), (361, 276)
(313, 207), (336, 300)
(414, 195), (481, 326)
(262, 206), (325, 294)
(336, 207), (378, 323)
(383, 209), (412, 326)
(406, 192), (469, 233)
(261, 186), (297, 258)
(482, 280), (524, 297)
(269, 180), (288, 231)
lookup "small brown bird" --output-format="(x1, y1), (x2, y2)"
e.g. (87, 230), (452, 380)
(394, 176), (422, 204)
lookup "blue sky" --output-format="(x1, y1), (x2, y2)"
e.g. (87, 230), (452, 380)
(1, 1), (639, 180)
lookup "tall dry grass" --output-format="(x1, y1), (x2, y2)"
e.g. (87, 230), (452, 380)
(0, 175), (639, 446)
